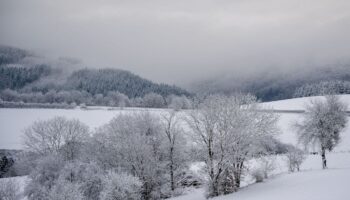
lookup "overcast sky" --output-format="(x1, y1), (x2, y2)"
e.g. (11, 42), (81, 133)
(1, 0), (350, 86)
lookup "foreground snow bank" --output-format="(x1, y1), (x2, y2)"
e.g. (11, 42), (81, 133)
(171, 153), (350, 200)
(215, 168), (350, 200)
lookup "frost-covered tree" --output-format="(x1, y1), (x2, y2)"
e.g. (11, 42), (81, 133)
(143, 93), (165, 108)
(225, 95), (279, 189)
(296, 95), (347, 169)
(56, 161), (104, 200)
(186, 95), (225, 197)
(93, 113), (167, 200)
(167, 95), (192, 110)
(25, 155), (65, 200)
(161, 110), (187, 193)
(23, 117), (89, 160)
(186, 94), (279, 197)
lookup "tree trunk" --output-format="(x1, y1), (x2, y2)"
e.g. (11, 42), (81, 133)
(170, 146), (175, 191)
(233, 161), (244, 190)
(207, 139), (220, 197)
(321, 147), (327, 169)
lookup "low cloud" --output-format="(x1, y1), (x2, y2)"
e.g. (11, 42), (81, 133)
(1, 0), (350, 86)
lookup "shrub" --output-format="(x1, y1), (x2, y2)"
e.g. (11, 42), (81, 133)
(100, 171), (142, 200)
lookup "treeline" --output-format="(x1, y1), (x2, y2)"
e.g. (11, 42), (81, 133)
(0, 45), (191, 108)
(0, 64), (51, 91)
(0, 89), (192, 109)
(294, 80), (350, 98)
(66, 69), (190, 98)
(193, 64), (350, 101)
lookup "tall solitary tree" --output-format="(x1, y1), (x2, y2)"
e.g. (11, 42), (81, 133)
(296, 95), (347, 169)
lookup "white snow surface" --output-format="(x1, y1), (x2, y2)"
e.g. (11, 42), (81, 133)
(171, 153), (350, 200)
(2, 95), (350, 150)
(0, 107), (168, 149)
(260, 95), (350, 111)
(1, 95), (350, 199)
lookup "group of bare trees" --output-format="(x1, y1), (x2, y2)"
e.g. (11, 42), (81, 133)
(21, 110), (188, 199)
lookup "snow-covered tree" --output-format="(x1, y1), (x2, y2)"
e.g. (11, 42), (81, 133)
(143, 93), (165, 108)
(93, 113), (167, 200)
(23, 116), (89, 160)
(295, 95), (347, 169)
(25, 155), (65, 200)
(161, 110), (187, 193)
(186, 94), (279, 197)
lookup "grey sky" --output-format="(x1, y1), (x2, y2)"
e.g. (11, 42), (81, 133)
(1, 0), (350, 86)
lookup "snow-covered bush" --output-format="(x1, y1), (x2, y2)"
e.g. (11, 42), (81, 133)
(251, 168), (265, 183)
(57, 161), (104, 200)
(258, 156), (276, 179)
(0, 179), (21, 200)
(49, 180), (83, 200)
(285, 146), (306, 172)
(25, 155), (65, 200)
(250, 156), (276, 183)
(100, 171), (142, 200)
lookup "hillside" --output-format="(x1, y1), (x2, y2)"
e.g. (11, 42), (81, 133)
(0, 45), (191, 107)
(191, 65), (350, 101)
(261, 95), (350, 111)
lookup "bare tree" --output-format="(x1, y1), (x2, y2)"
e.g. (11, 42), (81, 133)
(186, 94), (279, 197)
(186, 95), (225, 197)
(95, 113), (166, 200)
(22, 116), (89, 160)
(295, 95), (347, 169)
(161, 110), (187, 192)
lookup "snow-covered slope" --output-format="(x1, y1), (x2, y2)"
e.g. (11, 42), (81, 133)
(260, 95), (350, 111)
(0, 107), (168, 149)
(170, 95), (350, 200)
(171, 153), (350, 200)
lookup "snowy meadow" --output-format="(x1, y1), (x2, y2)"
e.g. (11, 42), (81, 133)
(1, 95), (350, 200)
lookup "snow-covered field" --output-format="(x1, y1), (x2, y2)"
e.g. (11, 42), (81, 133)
(0, 107), (168, 149)
(1, 95), (350, 200)
(2, 95), (350, 150)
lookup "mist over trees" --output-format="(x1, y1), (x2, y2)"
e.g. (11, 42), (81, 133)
(192, 64), (350, 101)
(0, 45), (191, 108)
